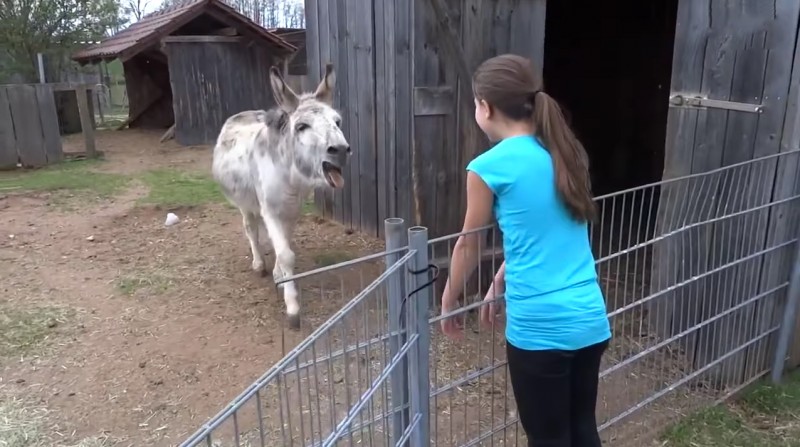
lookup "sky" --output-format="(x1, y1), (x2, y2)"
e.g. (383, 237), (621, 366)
(131, 0), (304, 24)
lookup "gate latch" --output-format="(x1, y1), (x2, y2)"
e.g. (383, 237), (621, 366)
(669, 94), (764, 114)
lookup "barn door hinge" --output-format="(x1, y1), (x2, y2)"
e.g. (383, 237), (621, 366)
(669, 94), (764, 114)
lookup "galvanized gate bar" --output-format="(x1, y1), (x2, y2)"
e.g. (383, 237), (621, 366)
(385, 217), (410, 445)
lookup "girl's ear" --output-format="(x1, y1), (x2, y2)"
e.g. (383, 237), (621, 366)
(477, 99), (493, 120)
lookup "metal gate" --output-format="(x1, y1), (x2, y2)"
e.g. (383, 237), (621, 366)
(179, 222), (435, 447)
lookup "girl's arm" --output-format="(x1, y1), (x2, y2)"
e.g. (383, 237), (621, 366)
(441, 172), (495, 310)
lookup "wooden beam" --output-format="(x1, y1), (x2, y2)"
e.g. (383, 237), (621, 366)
(211, 26), (238, 36)
(75, 87), (97, 158)
(116, 92), (163, 131)
(161, 35), (245, 44)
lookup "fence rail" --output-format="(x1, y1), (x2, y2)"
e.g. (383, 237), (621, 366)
(181, 149), (800, 446)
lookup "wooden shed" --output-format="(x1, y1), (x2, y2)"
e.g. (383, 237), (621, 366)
(72, 0), (296, 145)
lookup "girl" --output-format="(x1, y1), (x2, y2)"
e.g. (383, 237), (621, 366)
(439, 54), (612, 447)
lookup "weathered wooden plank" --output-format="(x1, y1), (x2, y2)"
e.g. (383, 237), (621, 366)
(384, 0), (398, 221)
(354, 0), (378, 236)
(777, 34), (800, 368)
(508, 0), (547, 68)
(0, 88), (16, 169)
(670, 29), (738, 371)
(413, 86), (453, 116)
(305, 0), (327, 217)
(413, 0), (444, 231)
(648, 0), (709, 340)
(317, 0), (336, 220)
(394, 0), (414, 225)
(342, 0), (359, 230)
(746, 0), (800, 374)
(7, 85), (47, 167)
(374, 0), (388, 236)
(34, 85), (63, 164)
(697, 44), (769, 385)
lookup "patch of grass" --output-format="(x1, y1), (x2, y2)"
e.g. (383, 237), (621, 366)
(0, 306), (71, 357)
(0, 396), (114, 447)
(115, 273), (174, 297)
(313, 250), (355, 267)
(138, 169), (225, 208)
(661, 372), (800, 446)
(0, 159), (129, 199)
(0, 396), (48, 447)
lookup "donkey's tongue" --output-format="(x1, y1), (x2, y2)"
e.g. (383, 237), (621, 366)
(329, 170), (345, 188)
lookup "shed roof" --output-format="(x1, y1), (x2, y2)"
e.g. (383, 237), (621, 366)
(72, 0), (296, 64)
(270, 28), (306, 75)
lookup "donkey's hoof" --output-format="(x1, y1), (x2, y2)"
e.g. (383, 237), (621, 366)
(287, 313), (301, 330)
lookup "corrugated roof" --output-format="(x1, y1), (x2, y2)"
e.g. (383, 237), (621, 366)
(73, 0), (296, 63)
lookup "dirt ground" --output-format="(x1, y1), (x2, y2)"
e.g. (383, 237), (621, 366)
(0, 130), (383, 446)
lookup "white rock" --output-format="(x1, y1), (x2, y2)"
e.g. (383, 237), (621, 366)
(165, 213), (180, 226)
(8, 234), (14, 239)
(86, 235), (95, 242)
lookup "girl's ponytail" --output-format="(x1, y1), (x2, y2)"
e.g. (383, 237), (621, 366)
(472, 54), (596, 222)
(532, 91), (597, 222)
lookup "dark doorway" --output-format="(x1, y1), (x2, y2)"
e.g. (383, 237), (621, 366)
(543, 0), (680, 196)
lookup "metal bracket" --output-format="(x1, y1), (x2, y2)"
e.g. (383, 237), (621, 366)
(669, 94), (764, 114)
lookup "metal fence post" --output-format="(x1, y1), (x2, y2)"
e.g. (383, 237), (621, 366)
(771, 239), (800, 383)
(385, 217), (409, 443)
(408, 226), (431, 447)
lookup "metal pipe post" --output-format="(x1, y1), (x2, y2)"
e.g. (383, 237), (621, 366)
(408, 226), (431, 446)
(772, 240), (800, 383)
(385, 217), (409, 443)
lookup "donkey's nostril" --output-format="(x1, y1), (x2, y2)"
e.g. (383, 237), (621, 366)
(328, 145), (350, 155)
(345, 146), (352, 154)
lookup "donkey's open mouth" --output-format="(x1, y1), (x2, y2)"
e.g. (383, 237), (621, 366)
(323, 161), (345, 188)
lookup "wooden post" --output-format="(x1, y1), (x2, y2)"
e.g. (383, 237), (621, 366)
(75, 86), (97, 157)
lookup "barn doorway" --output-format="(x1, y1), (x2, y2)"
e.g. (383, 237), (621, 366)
(543, 0), (680, 196)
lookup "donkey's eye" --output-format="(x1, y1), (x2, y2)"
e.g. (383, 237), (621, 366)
(295, 123), (310, 132)
(334, 118), (342, 128)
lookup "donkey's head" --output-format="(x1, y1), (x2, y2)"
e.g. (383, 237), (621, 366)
(269, 64), (350, 189)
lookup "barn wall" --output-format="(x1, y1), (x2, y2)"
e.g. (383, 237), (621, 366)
(304, 0), (546, 238)
(165, 39), (277, 146)
(650, 0), (800, 384)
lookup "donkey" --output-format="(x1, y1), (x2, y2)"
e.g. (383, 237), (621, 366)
(211, 64), (350, 328)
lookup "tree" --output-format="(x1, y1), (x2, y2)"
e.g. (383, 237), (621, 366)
(125, 0), (151, 21)
(0, 0), (125, 82)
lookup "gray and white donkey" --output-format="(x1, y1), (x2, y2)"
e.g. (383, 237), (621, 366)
(211, 63), (350, 328)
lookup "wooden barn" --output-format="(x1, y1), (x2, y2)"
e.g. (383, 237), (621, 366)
(72, 0), (297, 145)
(305, 0), (800, 387)
(304, 0), (800, 237)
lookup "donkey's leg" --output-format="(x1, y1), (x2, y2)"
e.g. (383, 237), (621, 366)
(261, 210), (300, 329)
(241, 210), (266, 274)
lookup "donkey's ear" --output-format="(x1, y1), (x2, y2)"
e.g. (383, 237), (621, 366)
(314, 63), (336, 105)
(270, 66), (299, 112)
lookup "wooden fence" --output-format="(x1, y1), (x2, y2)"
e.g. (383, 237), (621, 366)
(0, 84), (64, 169)
(0, 83), (97, 170)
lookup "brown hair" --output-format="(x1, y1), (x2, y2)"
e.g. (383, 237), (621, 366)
(472, 54), (596, 222)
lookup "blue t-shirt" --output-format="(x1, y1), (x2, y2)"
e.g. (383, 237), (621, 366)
(466, 135), (611, 351)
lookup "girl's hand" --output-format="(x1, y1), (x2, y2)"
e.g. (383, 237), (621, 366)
(440, 296), (464, 340)
(479, 287), (505, 332)
(479, 270), (506, 332)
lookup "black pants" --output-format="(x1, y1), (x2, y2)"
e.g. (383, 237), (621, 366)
(506, 339), (609, 447)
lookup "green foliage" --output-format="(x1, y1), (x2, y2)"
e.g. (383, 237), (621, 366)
(0, 0), (125, 82)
